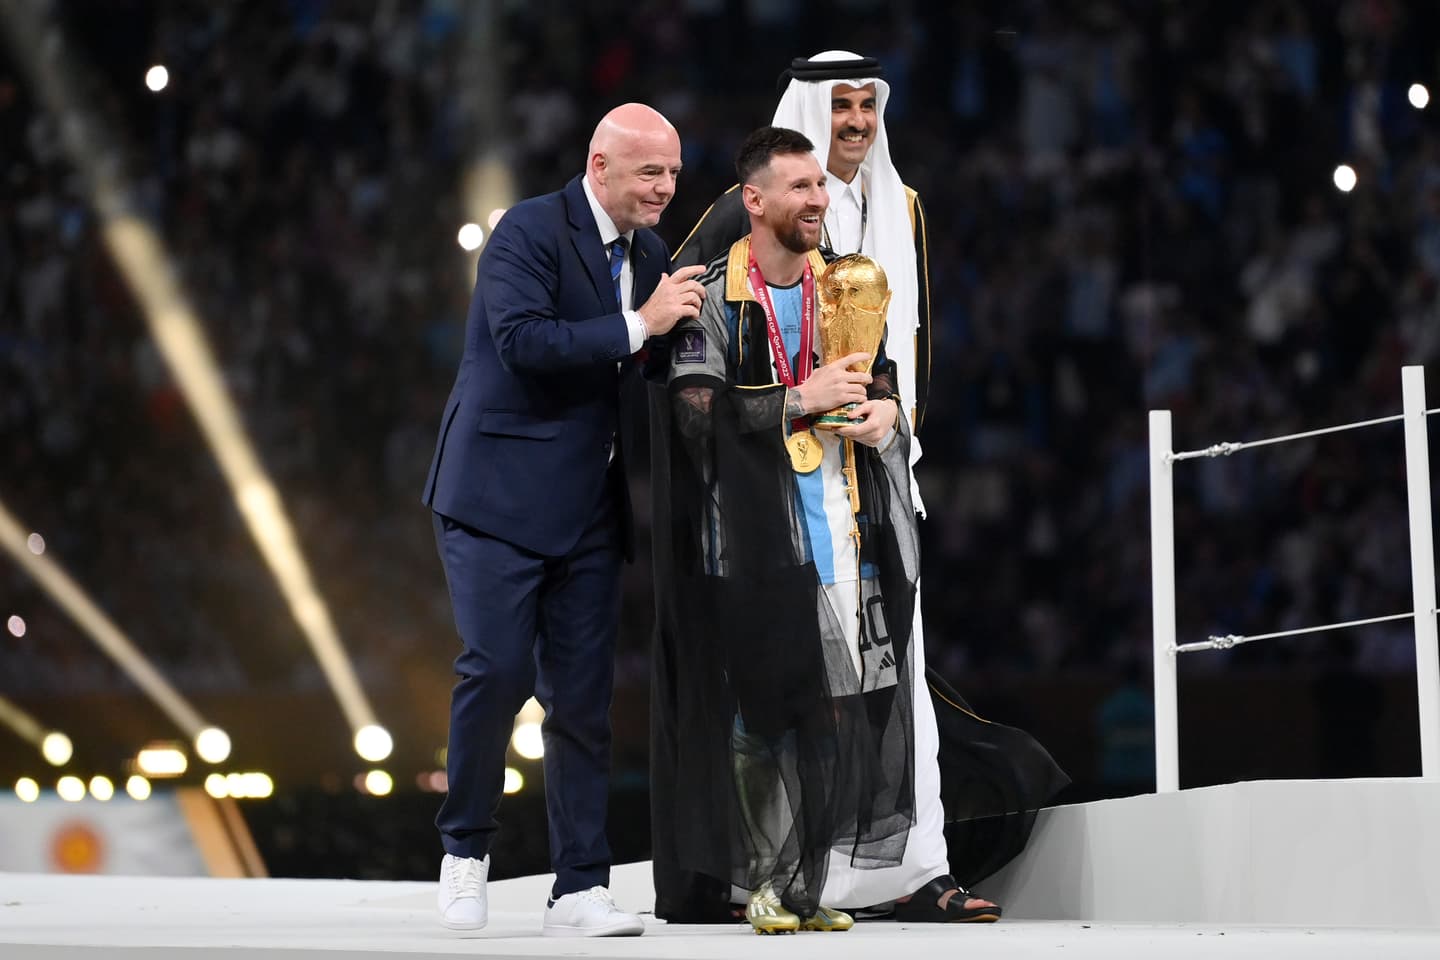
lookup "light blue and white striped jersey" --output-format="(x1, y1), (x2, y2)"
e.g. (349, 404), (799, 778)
(769, 282), (863, 585)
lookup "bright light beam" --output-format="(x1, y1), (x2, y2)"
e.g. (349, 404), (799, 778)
(0, 4), (387, 760)
(0, 500), (211, 738)
(0, 694), (72, 766)
(0, 512), (233, 763)
(105, 220), (383, 756)
(457, 5), (516, 272)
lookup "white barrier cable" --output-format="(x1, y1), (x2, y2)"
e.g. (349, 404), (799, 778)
(1167, 409), (1440, 462)
(1175, 611), (1436, 654)
(1153, 367), (1440, 785)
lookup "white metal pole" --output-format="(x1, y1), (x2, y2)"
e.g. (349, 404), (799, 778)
(1401, 366), (1440, 778)
(1149, 410), (1180, 792)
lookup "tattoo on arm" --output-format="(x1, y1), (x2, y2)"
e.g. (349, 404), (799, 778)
(678, 386), (715, 414)
(784, 389), (806, 421)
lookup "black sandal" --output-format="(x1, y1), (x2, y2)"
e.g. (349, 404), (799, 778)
(891, 875), (1002, 923)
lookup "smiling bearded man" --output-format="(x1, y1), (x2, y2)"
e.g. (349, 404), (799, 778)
(651, 125), (917, 934)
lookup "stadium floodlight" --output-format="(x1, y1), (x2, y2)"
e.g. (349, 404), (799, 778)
(41, 732), (72, 766)
(125, 775), (151, 800)
(1333, 164), (1357, 193)
(56, 776), (86, 802)
(509, 697), (545, 759)
(511, 722), (544, 760)
(1411, 84), (1430, 109)
(363, 770), (393, 796)
(88, 776), (114, 801)
(204, 773), (228, 799)
(457, 223), (484, 251)
(15, 777), (40, 803)
(194, 727), (231, 764)
(503, 767), (523, 794)
(354, 724), (393, 762)
(144, 65), (168, 92)
(241, 772), (274, 798)
(136, 744), (188, 777)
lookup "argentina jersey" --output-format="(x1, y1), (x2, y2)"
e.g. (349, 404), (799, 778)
(766, 282), (871, 585)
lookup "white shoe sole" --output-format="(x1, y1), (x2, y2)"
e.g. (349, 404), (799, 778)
(439, 912), (487, 931)
(441, 920), (488, 932)
(541, 920), (644, 937)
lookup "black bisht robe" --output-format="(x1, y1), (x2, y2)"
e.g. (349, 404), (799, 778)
(649, 242), (1069, 921)
(648, 243), (920, 918)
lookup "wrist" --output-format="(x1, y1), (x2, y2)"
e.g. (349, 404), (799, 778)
(785, 386), (808, 421)
(869, 395), (898, 433)
(622, 309), (649, 354)
(876, 419), (901, 455)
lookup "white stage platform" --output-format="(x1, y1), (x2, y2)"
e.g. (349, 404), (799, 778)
(985, 778), (1440, 928)
(3, 781), (1439, 959)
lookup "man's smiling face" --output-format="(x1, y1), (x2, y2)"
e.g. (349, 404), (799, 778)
(828, 83), (877, 182)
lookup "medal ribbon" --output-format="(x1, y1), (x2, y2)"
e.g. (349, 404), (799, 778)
(748, 254), (815, 432)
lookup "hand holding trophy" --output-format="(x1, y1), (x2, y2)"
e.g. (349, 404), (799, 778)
(813, 255), (891, 429)
(809, 254), (892, 518)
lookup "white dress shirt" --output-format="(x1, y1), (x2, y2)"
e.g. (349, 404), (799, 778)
(581, 175), (649, 353)
(824, 170), (866, 254)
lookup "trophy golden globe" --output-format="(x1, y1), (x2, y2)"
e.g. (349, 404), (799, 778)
(813, 254), (891, 429)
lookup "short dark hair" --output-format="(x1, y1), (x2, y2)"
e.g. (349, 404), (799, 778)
(735, 126), (815, 186)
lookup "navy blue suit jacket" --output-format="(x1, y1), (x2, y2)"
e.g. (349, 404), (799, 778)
(423, 175), (667, 559)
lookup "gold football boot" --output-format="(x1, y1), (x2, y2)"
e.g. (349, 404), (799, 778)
(746, 883), (800, 934)
(799, 905), (854, 932)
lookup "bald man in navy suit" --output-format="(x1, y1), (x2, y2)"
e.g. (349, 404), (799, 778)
(423, 103), (706, 937)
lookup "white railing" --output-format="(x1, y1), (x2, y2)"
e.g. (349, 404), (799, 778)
(1149, 366), (1440, 791)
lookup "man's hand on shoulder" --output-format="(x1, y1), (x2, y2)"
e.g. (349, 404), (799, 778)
(638, 265), (707, 337)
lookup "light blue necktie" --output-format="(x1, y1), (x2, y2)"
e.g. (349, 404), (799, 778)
(609, 236), (628, 308)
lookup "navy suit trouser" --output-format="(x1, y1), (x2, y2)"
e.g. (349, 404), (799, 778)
(432, 480), (621, 898)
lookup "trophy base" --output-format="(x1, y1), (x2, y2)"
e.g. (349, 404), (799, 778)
(813, 403), (860, 429)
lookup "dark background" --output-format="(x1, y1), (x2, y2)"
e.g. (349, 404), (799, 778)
(3, 0), (1440, 880)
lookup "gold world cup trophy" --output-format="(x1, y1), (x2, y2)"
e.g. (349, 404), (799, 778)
(813, 254), (891, 429)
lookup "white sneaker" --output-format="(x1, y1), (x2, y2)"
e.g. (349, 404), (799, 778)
(542, 885), (644, 937)
(437, 853), (488, 930)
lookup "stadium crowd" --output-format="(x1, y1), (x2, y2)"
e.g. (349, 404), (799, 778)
(4, 1), (1440, 833)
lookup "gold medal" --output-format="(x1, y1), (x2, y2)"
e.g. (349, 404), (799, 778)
(785, 429), (823, 474)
